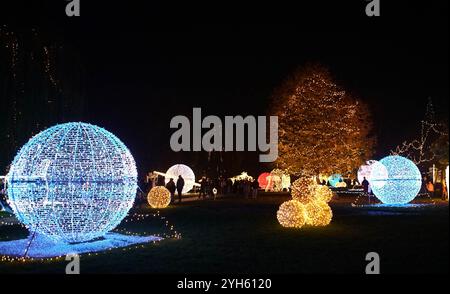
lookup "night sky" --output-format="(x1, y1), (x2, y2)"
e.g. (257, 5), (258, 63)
(1, 0), (448, 178)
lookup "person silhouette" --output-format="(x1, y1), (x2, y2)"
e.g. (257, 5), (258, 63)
(176, 175), (185, 203)
(362, 177), (370, 194)
(165, 178), (176, 203)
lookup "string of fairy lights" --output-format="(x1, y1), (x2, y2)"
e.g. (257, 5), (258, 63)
(0, 210), (181, 263)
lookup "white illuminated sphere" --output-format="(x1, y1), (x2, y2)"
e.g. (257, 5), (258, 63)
(357, 160), (378, 185)
(165, 164), (195, 194)
(7, 122), (138, 243)
(369, 156), (421, 205)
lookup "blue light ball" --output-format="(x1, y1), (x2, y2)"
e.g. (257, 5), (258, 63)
(369, 155), (421, 205)
(328, 174), (342, 187)
(7, 122), (138, 243)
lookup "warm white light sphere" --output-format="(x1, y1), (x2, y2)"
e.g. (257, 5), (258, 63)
(357, 160), (378, 185)
(165, 164), (195, 194)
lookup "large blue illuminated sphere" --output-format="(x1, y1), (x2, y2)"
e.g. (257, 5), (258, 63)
(7, 122), (138, 243)
(369, 156), (421, 205)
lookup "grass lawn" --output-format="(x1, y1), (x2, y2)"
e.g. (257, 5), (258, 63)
(0, 195), (448, 274)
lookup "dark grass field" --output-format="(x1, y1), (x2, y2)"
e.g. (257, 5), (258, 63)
(0, 195), (448, 274)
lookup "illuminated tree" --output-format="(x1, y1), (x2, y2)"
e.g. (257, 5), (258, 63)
(391, 98), (448, 166)
(270, 64), (375, 176)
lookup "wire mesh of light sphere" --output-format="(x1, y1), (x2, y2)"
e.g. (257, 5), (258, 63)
(277, 200), (307, 228)
(327, 174), (343, 187)
(357, 160), (379, 185)
(148, 186), (171, 209)
(304, 201), (333, 226)
(165, 164), (195, 194)
(7, 122), (138, 243)
(313, 185), (334, 203)
(291, 177), (316, 204)
(369, 155), (422, 205)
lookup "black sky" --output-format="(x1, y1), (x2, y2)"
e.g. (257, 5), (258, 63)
(1, 0), (448, 177)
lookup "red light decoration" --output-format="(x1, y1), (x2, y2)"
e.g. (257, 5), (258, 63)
(258, 172), (271, 190)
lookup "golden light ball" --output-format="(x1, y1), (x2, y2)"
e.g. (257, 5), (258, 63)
(277, 200), (307, 228)
(304, 201), (333, 226)
(291, 177), (316, 204)
(314, 185), (333, 203)
(147, 186), (171, 208)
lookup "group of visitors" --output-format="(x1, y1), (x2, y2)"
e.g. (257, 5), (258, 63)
(165, 175), (185, 204)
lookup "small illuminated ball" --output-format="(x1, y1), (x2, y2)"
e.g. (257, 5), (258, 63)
(148, 186), (171, 208)
(304, 201), (333, 226)
(369, 156), (421, 205)
(314, 185), (333, 203)
(335, 181), (347, 188)
(165, 164), (195, 194)
(277, 200), (307, 228)
(7, 122), (137, 243)
(357, 160), (378, 185)
(291, 177), (315, 204)
(328, 174), (342, 187)
(258, 172), (271, 190)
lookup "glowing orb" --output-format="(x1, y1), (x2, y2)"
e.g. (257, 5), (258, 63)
(328, 174), (342, 187)
(291, 177), (316, 204)
(258, 172), (271, 190)
(148, 186), (171, 208)
(277, 200), (306, 228)
(314, 185), (333, 203)
(357, 160), (378, 185)
(165, 164), (195, 194)
(335, 181), (347, 188)
(369, 155), (421, 205)
(305, 201), (333, 226)
(7, 122), (137, 243)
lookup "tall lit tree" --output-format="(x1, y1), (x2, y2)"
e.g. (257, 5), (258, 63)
(270, 64), (375, 176)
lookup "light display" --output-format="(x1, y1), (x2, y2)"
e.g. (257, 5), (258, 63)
(258, 172), (271, 190)
(271, 64), (375, 176)
(230, 172), (254, 183)
(357, 160), (378, 185)
(369, 155), (422, 205)
(1, 211), (181, 260)
(304, 201), (333, 226)
(148, 186), (171, 209)
(164, 164), (196, 194)
(269, 169), (291, 192)
(277, 200), (307, 228)
(446, 166), (449, 199)
(6, 122), (138, 244)
(327, 174), (343, 187)
(335, 181), (347, 188)
(291, 177), (316, 204)
(314, 185), (333, 203)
